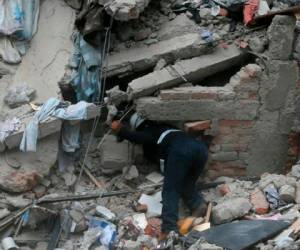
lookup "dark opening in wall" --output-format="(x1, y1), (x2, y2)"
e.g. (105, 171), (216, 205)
(194, 53), (256, 87)
(105, 67), (155, 92)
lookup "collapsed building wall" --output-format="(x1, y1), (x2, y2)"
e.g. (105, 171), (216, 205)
(134, 15), (300, 178)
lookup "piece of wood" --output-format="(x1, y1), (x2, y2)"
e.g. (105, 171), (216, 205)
(193, 223), (211, 232)
(82, 165), (103, 188)
(253, 6), (300, 26)
(205, 203), (212, 223)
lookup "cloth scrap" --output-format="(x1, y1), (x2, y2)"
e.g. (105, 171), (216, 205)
(20, 97), (89, 152)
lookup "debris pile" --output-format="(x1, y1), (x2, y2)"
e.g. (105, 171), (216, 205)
(0, 0), (298, 249)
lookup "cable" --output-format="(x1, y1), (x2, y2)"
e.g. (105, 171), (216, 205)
(74, 15), (115, 189)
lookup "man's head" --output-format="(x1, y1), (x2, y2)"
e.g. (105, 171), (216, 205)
(130, 112), (145, 130)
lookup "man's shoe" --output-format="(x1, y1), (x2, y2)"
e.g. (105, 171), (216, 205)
(192, 202), (208, 217)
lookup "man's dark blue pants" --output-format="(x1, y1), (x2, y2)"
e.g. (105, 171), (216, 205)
(161, 136), (208, 233)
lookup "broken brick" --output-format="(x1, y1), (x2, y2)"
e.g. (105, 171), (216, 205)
(144, 218), (162, 238)
(218, 184), (231, 196)
(184, 120), (211, 132)
(250, 188), (269, 215)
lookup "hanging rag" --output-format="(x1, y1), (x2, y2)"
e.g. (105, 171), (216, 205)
(69, 32), (102, 102)
(243, 0), (259, 26)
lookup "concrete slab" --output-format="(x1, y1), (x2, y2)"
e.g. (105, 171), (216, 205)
(127, 46), (244, 99)
(0, 0), (75, 113)
(106, 33), (209, 77)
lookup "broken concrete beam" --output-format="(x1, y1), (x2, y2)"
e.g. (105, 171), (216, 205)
(100, 135), (129, 174)
(267, 15), (296, 60)
(104, 0), (151, 21)
(212, 197), (252, 224)
(0, 134), (59, 193)
(106, 33), (209, 77)
(136, 97), (259, 121)
(127, 46), (244, 99)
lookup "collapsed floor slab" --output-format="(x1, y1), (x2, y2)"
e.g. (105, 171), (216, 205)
(127, 45), (245, 99)
(106, 33), (210, 77)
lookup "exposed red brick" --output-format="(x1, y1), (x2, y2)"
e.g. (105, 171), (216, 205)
(135, 204), (148, 213)
(191, 92), (218, 100)
(144, 218), (162, 238)
(159, 92), (191, 101)
(248, 91), (258, 100)
(219, 120), (254, 128)
(184, 120), (211, 132)
(218, 184), (231, 196)
(285, 132), (300, 172)
(250, 188), (269, 215)
(219, 126), (232, 135)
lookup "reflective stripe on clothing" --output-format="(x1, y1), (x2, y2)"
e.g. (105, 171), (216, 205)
(157, 129), (180, 144)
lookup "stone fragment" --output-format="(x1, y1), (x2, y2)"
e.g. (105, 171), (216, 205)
(249, 37), (267, 53)
(154, 58), (167, 71)
(296, 181), (300, 204)
(100, 135), (129, 174)
(0, 208), (10, 219)
(212, 197), (252, 224)
(122, 240), (141, 250)
(250, 188), (269, 215)
(62, 172), (77, 187)
(4, 84), (36, 108)
(267, 15), (296, 60)
(291, 164), (300, 179)
(104, 0), (151, 21)
(70, 209), (84, 223)
(96, 205), (116, 221)
(124, 165), (139, 180)
(33, 185), (46, 198)
(279, 185), (295, 203)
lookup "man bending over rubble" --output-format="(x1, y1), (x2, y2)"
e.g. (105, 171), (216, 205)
(111, 112), (208, 239)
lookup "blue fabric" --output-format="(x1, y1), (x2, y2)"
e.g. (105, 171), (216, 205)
(69, 32), (102, 102)
(20, 98), (88, 152)
(161, 137), (208, 233)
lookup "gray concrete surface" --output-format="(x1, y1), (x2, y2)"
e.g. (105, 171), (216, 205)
(106, 33), (210, 77)
(127, 45), (245, 99)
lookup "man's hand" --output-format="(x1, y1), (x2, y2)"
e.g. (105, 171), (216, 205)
(111, 120), (122, 133)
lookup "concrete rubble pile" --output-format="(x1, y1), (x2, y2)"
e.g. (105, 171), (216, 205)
(0, 0), (298, 249)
